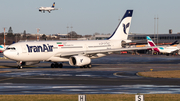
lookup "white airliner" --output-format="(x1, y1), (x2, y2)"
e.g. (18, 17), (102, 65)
(146, 36), (179, 55)
(3, 10), (150, 69)
(39, 2), (58, 13)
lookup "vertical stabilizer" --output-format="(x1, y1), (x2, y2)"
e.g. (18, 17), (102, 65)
(146, 36), (156, 47)
(108, 10), (133, 40)
(170, 40), (178, 46)
(52, 2), (55, 8)
(146, 36), (160, 52)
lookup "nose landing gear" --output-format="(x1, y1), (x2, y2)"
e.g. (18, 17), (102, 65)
(17, 61), (23, 69)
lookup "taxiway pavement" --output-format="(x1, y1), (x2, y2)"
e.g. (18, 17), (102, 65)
(0, 54), (180, 94)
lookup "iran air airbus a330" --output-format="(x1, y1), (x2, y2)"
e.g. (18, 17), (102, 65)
(4, 10), (148, 69)
(38, 2), (58, 13)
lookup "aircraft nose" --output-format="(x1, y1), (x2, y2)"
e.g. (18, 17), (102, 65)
(3, 50), (8, 57)
(3, 50), (18, 60)
(3, 50), (10, 59)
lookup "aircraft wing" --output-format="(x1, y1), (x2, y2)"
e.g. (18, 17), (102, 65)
(55, 46), (154, 57)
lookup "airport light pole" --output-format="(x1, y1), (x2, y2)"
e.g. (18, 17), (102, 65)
(71, 25), (73, 40)
(154, 16), (156, 43)
(3, 28), (6, 47)
(67, 26), (69, 34)
(16, 34), (17, 42)
(153, 15), (159, 55)
(157, 15), (159, 46)
(67, 25), (69, 40)
(37, 28), (40, 41)
(154, 15), (159, 45)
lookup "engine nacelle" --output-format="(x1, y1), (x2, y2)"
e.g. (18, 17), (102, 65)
(69, 55), (91, 66)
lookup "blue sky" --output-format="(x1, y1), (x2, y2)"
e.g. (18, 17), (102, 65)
(1, 0), (180, 35)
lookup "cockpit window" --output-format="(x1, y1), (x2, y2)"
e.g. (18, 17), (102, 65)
(6, 47), (16, 50)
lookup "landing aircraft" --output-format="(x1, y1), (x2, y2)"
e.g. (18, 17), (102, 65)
(4, 10), (151, 69)
(146, 36), (179, 55)
(38, 2), (58, 13)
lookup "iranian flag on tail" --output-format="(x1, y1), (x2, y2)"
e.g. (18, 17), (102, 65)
(57, 42), (64, 47)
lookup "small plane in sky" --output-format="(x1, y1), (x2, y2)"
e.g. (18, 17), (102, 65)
(3, 10), (153, 69)
(146, 36), (179, 55)
(38, 2), (58, 13)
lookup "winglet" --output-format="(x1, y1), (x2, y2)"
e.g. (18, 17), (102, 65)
(108, 10), (133, 40)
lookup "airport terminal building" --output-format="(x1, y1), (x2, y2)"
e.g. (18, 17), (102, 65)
(93, 33), (180, 45)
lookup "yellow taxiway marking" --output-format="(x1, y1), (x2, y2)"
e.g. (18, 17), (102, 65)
(0, 78), (13, 82)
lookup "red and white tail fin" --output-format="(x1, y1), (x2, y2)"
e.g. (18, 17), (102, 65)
(146, 36), (156, 47)
(146, 36), (160, 52)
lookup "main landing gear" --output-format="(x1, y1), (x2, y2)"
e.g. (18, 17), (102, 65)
(51, 62), (63, 68)
(50, 63), (92, 68)
(80, 64), (92, 68)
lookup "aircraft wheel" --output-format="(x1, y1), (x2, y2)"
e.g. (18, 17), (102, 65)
(18, 65), (22, 69)
(80, 66), (83, 68)
(51, 63), (55, 68)
(87, 64), (92, 68)
(83, 65), (87, 68)
(59, 63), (63, 68)
(54, 63), (59, 68)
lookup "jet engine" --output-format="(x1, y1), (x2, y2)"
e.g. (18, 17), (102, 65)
(69, 55), (91, 66)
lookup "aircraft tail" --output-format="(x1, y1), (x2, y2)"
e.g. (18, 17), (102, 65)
(0, 45), (5, 51)
(108, 10), (133, 40)
(146, 36), (156, 47)
(0, 45), (4, 49)
(170, 40), (178, 46)
(52, 2), (55, 8)
(146, 36), (160, 52)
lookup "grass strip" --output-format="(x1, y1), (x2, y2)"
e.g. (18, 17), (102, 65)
(138, 70), (180, 78)
(0, 94), (179, 101)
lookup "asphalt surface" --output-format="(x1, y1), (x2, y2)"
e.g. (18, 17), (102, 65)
(1, 54), (180, 94)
